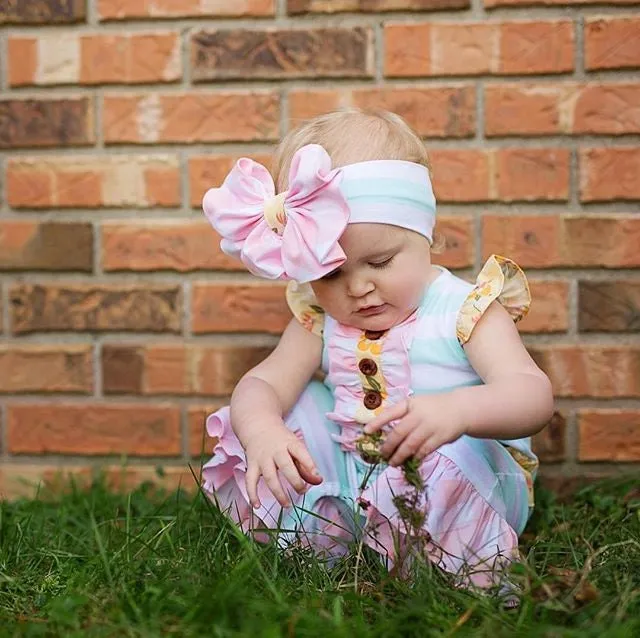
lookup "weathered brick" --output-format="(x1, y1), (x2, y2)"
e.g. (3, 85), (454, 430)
(10, 284), (181, 334)
(487, 0), (638, 6)
(189, 154), (272, 207)
(6, 405), (181, 456)
(0, 345), (93, 394)
(192, 282), (290, 334)
(103, 92), (280, 144)
(385, 20), (573, 77)
(353, 86), (476, 138)
(7, 155), (180, 208)
(288, 0), (469, 13)
(485, 84), (565, 137)
(8, 32), (181, 87)
(578, 410), (640, 462)
(495, 148), (570, 201)
(499, 20), (573, 75)
(102, 344), (273, 395)
(528, 346), (640, 398)
(519, 281), (569, 334)
(99, 0), (275, 20)
(0, 0), (85, 24)
(430, 150), (490, 202)
(102, 222), (242, 272)
(532, 411), (566, 463)
(580, 147), (640, 202)
(0, 222), (93, 272)
(191, 28), (373, 81)
(483, 215), (640, 268)
(574, 84), (640, 135)
(579, 281), (640, 332)
(585, 16), (640, 71)
(0, 464), (193, 500)
(485, 83), (640, 137)
(0, 97), (93, 148)
(434, 217), (474, 269)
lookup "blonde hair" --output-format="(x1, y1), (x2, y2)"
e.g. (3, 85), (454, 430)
(273, 108), (445, 253)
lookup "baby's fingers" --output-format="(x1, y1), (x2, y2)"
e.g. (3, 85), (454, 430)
(246, 464), (261, 509)
(262, 462), (291, 508)
(364, 400), (410, 434)
(274, 452), (307, 495)
(289, 441), (323, 485)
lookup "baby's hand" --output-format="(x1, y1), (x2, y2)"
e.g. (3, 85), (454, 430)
(363, 395), (466, 467)
(244, 423), (323, 509)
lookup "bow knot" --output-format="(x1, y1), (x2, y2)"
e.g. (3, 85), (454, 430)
(202, 144), (350, 283)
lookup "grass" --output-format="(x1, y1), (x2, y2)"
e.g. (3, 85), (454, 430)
(0, 470), (638, 637)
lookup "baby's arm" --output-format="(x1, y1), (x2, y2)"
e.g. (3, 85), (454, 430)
(230, 318), (323, 508)
(456, 301), (554, 440)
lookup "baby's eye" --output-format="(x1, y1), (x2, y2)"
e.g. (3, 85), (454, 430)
(369, 256), (394, 269)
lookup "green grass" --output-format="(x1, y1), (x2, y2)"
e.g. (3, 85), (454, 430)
(0, 471), (638, 637)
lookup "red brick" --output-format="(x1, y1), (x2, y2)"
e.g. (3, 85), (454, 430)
(6, 405), (181, 456)
(7, 155), (180, 209)
(0, 0), (86, 23)
(532, 411), (566, 463)
(189, 154), (272, 208)
(288, 0), (469, 12)
(103, 92), (280, 144)
(498, 20), (574, 75)
(519, 281), (569, 334)
(191, 28), (373, 81)
(433, 216), (474, 268)
(9, 32), (181, 87)
(385, 20), (573, 77)
(495, 148), (570, 201)
(192, 282), (290, 334)
(102, 344), (273, 395)
(483, 214), (640, 268)
(0, 464), (193, 500)
(578, 410), (640, 462)
(580, 147), (640, 202)
(0, 345), (93, 394)
(574, 84), (640, 135)
(99, 0), (274, 19)
(430, 150), (490, 202)
(0, 97), (94, 148)
(10, 284), (181, 334)
(585, 16), (640, 71)
(352, 86), (476, 138)
(289, 85), (476, 138)
(102, 222), (242, 272)
(528, 346), (640, 398)
(579, 281), (640, 332)
(487, 0), (637, 6)
(0, 222), (92, 272)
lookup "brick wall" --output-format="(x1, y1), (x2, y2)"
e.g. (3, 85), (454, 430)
(0, 0), (638, 498)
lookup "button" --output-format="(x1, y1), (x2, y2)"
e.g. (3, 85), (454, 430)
(364, 330), (386, 340)
(358, 358), (378, 376)
(363, 390), (382, 410)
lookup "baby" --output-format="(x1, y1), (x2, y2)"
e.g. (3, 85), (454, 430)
(201, 108), (553, 600)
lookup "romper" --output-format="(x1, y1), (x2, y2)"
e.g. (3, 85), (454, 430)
(202, 255), (539, 589)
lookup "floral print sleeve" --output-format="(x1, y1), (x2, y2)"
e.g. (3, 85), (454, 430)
(456, 255), (531, 345)
(285, 281), (325, 338)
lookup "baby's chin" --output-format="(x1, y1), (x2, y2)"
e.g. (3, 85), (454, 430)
(343, 307), (415, 332)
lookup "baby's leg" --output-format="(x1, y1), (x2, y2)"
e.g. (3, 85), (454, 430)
(202, 380), (358, 558)
(359, 436), (529, 596)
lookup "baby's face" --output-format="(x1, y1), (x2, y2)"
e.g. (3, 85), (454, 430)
(310, 223), (437, 331)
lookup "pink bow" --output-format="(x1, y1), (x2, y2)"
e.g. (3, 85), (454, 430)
(202, 144), (350, 283)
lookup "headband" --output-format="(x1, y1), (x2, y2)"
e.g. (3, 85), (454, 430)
(202, 144), (436, 283)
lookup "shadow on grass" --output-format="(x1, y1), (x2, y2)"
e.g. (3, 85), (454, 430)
(0, 468), (638, 637)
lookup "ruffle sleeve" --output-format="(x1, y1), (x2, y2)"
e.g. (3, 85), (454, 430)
(456, 255), (531, 345)
(285, 281), (325, 338)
